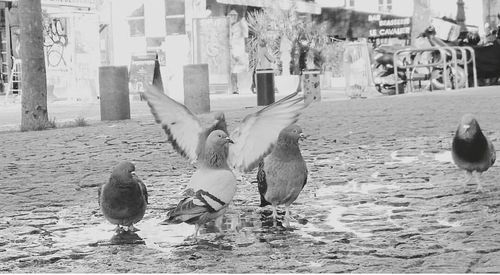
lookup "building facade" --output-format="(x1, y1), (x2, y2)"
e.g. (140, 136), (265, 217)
(317, 0), (494, 38)
(0, 0), (99, 101)
(100, 0), (321, 99)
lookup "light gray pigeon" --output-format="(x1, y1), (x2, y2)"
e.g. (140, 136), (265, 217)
(142, 85), (306, 238)
(452, 114), (496, 192)
(163, 130), (236, 238)
(99, 161), (148, 233)
(257, 124), (308, 227)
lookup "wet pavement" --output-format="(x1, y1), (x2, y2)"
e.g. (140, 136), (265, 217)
(1, 87), (500, 273)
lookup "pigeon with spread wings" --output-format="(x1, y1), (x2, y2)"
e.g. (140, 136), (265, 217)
(142, 85), (306, 238)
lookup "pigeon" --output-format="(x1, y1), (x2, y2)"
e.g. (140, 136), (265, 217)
(98, 161), (148, 233)
(257, 124), (308, 227)
(142, 85), (306, 238)
(163, 130), (236, 237)
(452, 114), (496, 192)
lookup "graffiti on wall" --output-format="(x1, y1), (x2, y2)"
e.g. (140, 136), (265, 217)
(193, 17), (230, 84)
(44, 18), (69, 67)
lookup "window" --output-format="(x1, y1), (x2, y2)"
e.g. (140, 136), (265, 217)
(378, 0), (392, 13)
(347, 0), (355, 8)
(165, 0), (185, 35)
(128, 4), (145, 37)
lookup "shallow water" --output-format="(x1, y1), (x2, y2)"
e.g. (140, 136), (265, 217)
(51, 218), (194, 253)
(385, 150), (420, 165)
(434, 151), (453, 163)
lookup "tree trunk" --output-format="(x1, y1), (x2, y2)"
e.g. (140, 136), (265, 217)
(19, 0), (49, 131)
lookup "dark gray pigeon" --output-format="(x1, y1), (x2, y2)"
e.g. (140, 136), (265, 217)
(99, 161), (148, 233)
(452, 114), (496, 192)
(257, 124), (308, 227)
(142, 85), (306, 238)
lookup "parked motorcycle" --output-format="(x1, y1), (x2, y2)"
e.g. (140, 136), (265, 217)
(372, 27), (469, 95)
(371, 44), (410, 94)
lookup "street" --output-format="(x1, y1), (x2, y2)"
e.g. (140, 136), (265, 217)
(1, 87), (499, 273)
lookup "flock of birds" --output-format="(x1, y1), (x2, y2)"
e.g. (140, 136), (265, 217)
(97, 86), (496, 240)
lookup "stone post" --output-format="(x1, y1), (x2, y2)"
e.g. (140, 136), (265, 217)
(99, 66), (130, 121)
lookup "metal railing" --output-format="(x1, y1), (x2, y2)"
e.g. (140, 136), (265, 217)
(393, 46), (477, 94)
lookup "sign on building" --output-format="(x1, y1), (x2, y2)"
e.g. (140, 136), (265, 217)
(129, 54), (163, 96)
(368, 14), (412, 38)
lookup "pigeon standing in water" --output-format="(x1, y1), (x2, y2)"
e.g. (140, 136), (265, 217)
(142, 85), (306, 238)
(257, 124), (308, 227)
(99, 161), (148, 233)
(452, 114), (496, 192)
(163, 130), (236, 237)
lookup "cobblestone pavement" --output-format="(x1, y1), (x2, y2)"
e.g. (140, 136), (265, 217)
(1, 88), (499, 273)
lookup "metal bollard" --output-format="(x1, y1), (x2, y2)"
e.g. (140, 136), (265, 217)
(302, 70), (321, 105)
(256, 69), (275, 106)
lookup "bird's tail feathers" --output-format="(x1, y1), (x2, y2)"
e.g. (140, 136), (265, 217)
(161, 197), (207, 225)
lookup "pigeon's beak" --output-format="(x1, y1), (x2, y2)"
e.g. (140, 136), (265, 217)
(299, 133), (307, 140)
(226, 137), (234, 144)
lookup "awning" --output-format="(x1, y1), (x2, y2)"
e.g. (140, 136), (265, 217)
(216, 0), (321, 14)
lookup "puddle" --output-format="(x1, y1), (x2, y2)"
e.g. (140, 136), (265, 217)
(308, 261), (324, 268)
(436, 219), (461, 227)
(315, 158), (336, 165)
(303, 183), (404, 240)
(325, 206), (373, 238)
(298, 204), (375, 239)
(48, 180), (399, 255)
(385, 150), (419, 165)
(434, 151), (453, 163)
(357, 182), (399, 194)
(51, 218), (193, 253)
(317, 181), (399, 195)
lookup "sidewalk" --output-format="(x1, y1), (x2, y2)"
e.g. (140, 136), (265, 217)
(0, 88), (355, 132)
(1, 85), (499, 272)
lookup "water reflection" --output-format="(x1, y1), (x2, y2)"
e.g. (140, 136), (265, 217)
(51, 218), (193, 253)
(110, 231), (145, 245)
(434, 151), (453, 163)
(52, 182), (394, 255)
(385, 150), (419, 165)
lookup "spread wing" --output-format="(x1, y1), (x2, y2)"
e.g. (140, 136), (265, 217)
(228, 91), (306, 172)
(142, 85), (204, 162)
